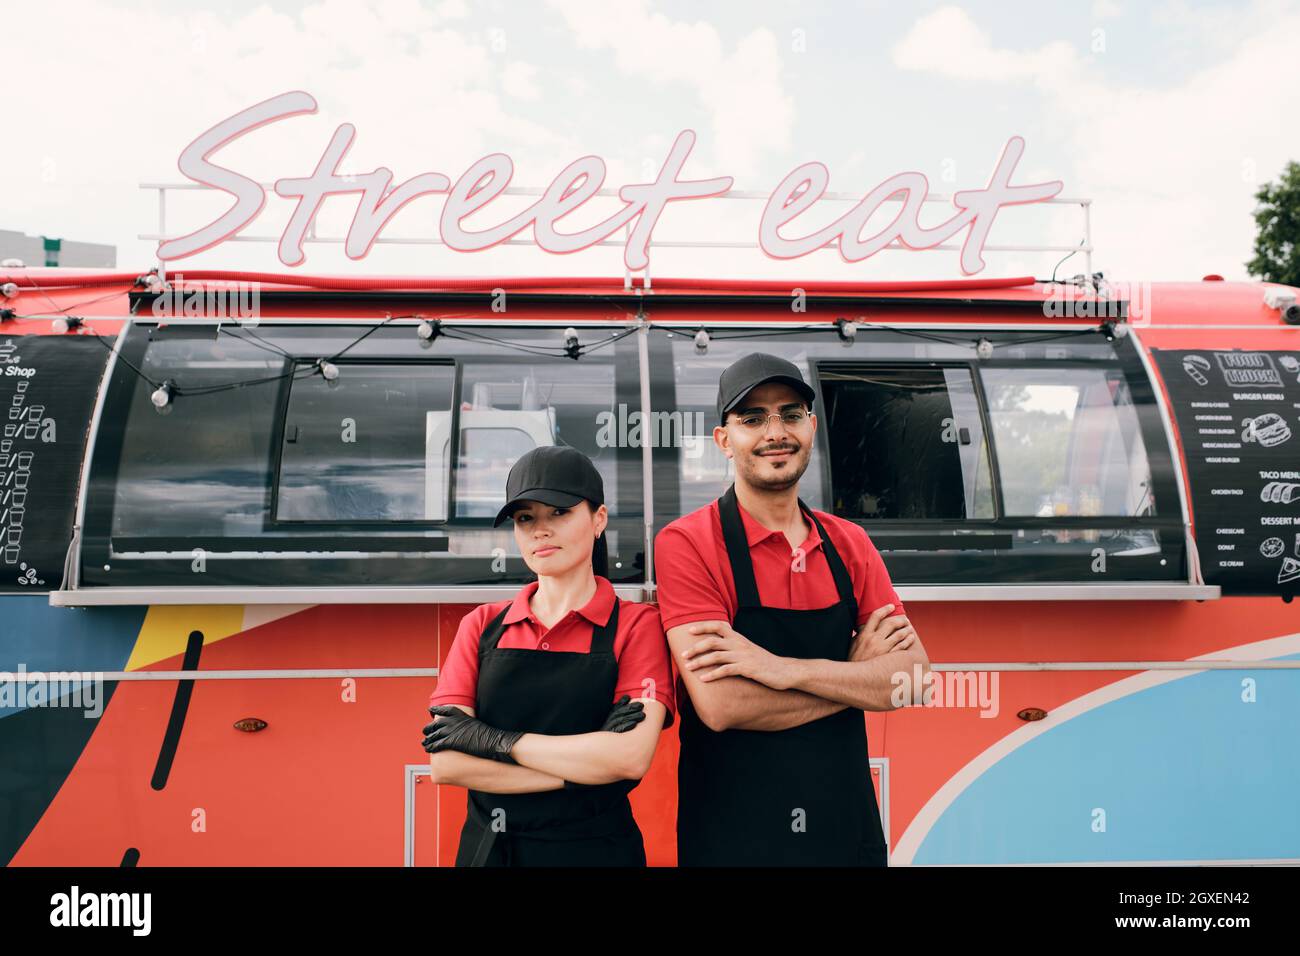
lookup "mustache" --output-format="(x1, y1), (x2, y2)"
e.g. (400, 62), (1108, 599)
(756, 443), (800, 453)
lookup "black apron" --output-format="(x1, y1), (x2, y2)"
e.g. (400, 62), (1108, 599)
(676, 484), (888, 866)
(454, 594), (646, 867)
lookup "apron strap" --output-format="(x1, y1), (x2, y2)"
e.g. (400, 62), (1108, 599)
(477, 604), (512, 658)
(800, 501), (858, 619)
(718, 484), (763, 609)
(588, 594), (620, 656)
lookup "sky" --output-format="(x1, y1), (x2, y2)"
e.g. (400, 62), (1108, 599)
(2, 0), (1296, 283)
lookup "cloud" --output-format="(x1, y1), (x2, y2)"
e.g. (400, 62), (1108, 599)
(892, 6), (1079, 83)
(0, 0), (585, 272)
(893, 2), (1300, 280)
(502, 62), (541, 100)
(543, 0), (793, 180)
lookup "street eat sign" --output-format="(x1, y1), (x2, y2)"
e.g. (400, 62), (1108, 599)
(157, 90), (1063, 275)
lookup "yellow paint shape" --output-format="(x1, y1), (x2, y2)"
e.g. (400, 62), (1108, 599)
(124, 605), (248, 672)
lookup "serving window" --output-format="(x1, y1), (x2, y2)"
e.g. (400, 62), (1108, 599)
(651, 326), (1183, 584)
(82, 322), (643, 588)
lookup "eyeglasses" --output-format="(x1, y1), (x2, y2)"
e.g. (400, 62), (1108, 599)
(729, 408), (810, 430)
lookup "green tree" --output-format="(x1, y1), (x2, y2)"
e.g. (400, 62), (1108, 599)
(1247, 161), (1300, 286)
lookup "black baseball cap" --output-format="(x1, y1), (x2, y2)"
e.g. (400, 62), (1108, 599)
(493, 445), (605, 527)
(716, 352), (816, 424)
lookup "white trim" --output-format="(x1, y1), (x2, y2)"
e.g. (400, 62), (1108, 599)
(47, 585), (649, 606)
(62, 319), (129, 591)
(925, 659), (1300, 671)
(2, 668), (441, 681)
(1128, 327), (1196, 582)
(893, 584), (1219, 601)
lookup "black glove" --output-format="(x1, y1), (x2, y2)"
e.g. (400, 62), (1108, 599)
(422, 705), (524, 763)
(600, 694), (646, 733)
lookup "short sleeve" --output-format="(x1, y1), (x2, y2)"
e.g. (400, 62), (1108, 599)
(612, 603), (677, 729)
(653, 521), (731, 632)
(428, 605), (490, 710)
(855, 528), (906, 626)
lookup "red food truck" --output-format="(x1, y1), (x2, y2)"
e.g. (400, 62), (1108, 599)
(1, 263), (1297, 866)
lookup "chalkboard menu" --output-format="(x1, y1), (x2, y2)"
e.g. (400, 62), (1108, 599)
(0, 334), (108, 593)
(1152, 347), (1300, 597)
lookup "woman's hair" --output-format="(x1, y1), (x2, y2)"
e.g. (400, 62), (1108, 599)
(592, 526), (609, 579)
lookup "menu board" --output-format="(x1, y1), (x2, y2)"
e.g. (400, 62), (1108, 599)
(1152, 347), (1300, 597)
(0, 334), (108, 593)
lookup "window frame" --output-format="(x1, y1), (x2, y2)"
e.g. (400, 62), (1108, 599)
(80, 321), (646, 587)
(269, 356), (460, 527)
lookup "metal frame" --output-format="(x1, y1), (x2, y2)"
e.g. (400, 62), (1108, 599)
(140, 182), (1095, 287)
(1129, 327), (1197, 582)
(49, 312), (1223, 605)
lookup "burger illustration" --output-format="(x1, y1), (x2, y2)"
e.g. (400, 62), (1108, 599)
(1241, 413), (1291, 448)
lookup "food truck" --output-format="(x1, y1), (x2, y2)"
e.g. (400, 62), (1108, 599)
(1, 261), (1297, 867)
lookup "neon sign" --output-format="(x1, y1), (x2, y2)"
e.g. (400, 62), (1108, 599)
(158, 91), (1063, 275)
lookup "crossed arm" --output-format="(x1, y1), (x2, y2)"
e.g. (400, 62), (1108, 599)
(427, 699), (667, 793)
(669, 604), (930, 732)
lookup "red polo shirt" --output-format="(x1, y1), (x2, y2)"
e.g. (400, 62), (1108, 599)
(430, 575), (676, 727)
(653, 497), (905, 632)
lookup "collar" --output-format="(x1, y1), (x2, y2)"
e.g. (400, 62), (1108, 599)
(729, 498), (824, 553)
(502, 575), (616, 627)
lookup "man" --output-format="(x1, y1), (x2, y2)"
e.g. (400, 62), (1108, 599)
(654, 352), (930, 867)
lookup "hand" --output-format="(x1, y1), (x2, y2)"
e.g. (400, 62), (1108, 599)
(681, 621), (795, 690)
(849, 604), (916, 662)
(422, 705), (524, 762)
(601, 694), (646, 732)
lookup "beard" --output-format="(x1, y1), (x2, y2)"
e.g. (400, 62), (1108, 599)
(733, 441), (810, 492)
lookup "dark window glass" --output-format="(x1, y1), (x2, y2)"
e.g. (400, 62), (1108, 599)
(85, 323), (644, 587)
(820, 365), (994, 521)
(277, 363), (455, 521)
(110, 334), (282, 538)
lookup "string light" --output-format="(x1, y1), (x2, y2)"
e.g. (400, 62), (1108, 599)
(1101, 319), (1129, 341)
(835, 317), (858, 341)
(975, 338), (994, 360)
(694, 327), (710, 352)
(1, 283), (18, 299)
(417, 318), (441, 342)
(51, 316), (84, 334)
(150, 380), (175, 410)
(563, 327), (580, 359)
(316, 358), (340, 381)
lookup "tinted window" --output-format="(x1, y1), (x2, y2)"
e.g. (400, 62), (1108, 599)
(85, 323), (644, 587)
(821, 365), (994, 520)
(277, 363), (455, 521)
(110, 333), (281, 537)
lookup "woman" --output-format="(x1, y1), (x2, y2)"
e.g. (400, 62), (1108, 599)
(422, 444), (674, 866)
